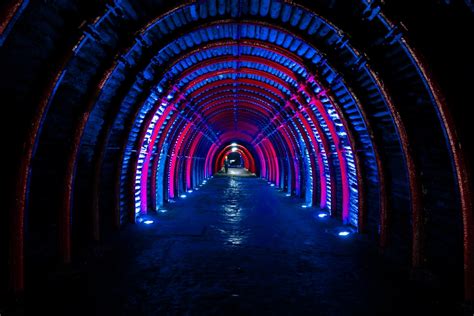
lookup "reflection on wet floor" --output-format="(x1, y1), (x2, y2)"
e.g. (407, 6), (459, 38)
(221, 177), (246, 245)
(27, 175), (458, 316)
(216, 167), (255, 177)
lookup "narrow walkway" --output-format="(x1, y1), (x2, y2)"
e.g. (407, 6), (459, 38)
(25, 174), (457, 315)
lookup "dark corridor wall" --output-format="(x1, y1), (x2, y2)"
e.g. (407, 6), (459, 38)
(1, 0), (473, 304)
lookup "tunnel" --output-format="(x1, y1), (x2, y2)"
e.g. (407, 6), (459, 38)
(1, 0), (473, 314)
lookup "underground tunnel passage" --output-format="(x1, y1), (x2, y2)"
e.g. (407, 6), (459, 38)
(1, 0), (473, 314)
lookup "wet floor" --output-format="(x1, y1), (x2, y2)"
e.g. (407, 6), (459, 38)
(20, 170), (463, 315)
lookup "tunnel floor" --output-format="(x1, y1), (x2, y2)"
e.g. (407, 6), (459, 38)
(21, 170), (461, 315)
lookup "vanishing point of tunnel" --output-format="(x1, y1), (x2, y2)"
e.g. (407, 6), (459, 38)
(1, 1), (473, 315)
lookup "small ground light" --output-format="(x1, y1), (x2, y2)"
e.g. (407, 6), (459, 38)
(301, 204), (308, 208)
(270, 183), (275, 187)
(158, 209), (167, 213)
(143, 220), (154, 225)
(188, 190), (193, 193)
(180, 194), (187, 198)
(285, 193), (291, 197)
(318, 213), (328, 218)
(338, 231), (350, 236)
